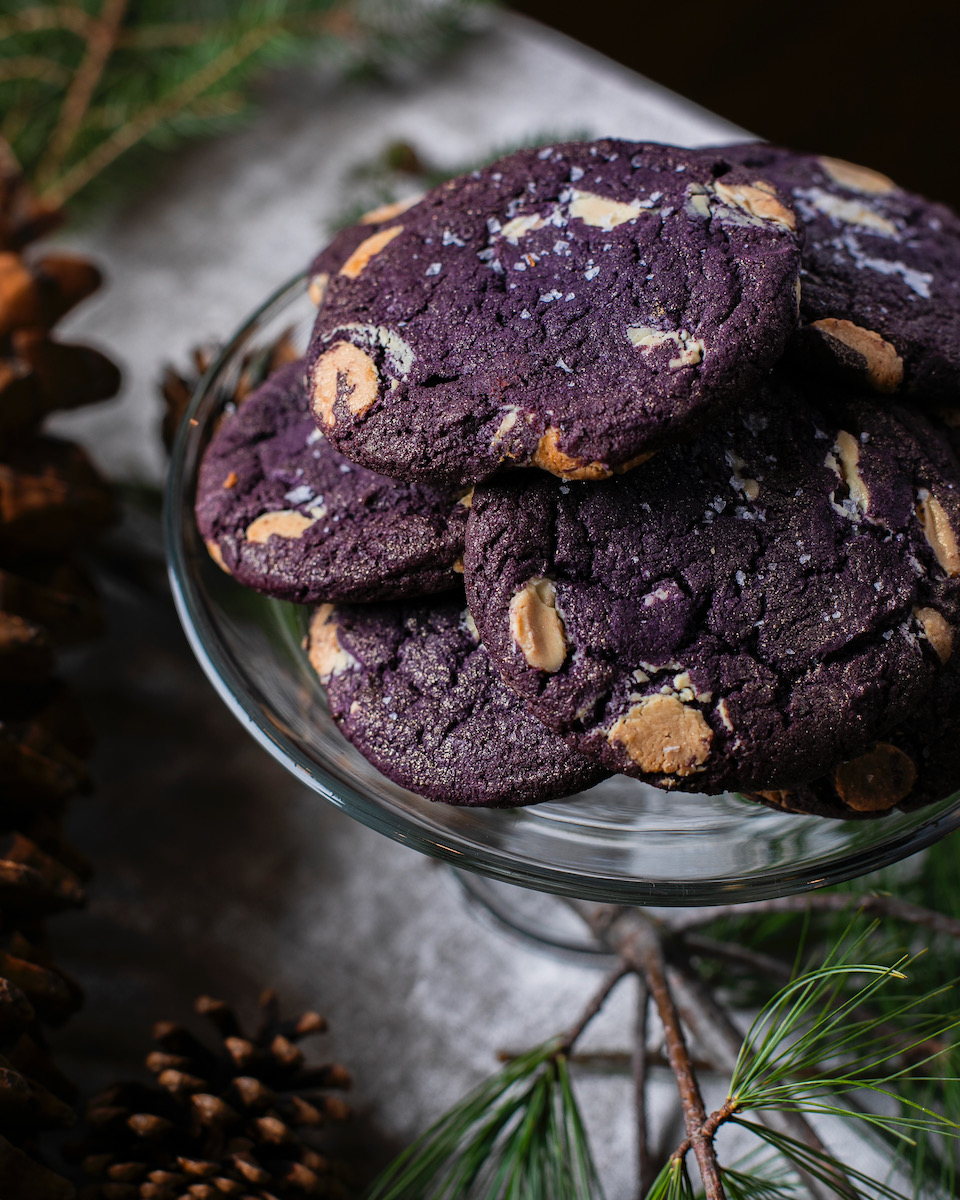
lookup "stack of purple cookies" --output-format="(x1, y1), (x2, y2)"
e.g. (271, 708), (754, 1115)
(195, 139), (960, 818)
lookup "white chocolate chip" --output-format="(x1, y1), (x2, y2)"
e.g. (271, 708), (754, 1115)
(818, 157), (897, 195)
(607, 694), (713, 775)
(359, 195), (422, 224)
(307, 605), (357, 680)
(312, 341), (379, 428)
(509, 577), (567, 672)
(245, 511), (316, 543)
(916, 489), (960, 576)
(713, 180), (796, 230)
(569, 190), (643, 230)
(811, 319), (904, 392)
(338, 225), (403, 278)
(914, 606), (954, 661)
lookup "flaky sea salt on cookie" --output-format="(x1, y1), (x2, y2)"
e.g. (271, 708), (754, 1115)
(719, 142), (960, 401)
(306, 598), (608, 807)
(305, 139), (802, 488)
(195, 361), (468, 603)
(465, 373), (960, 793)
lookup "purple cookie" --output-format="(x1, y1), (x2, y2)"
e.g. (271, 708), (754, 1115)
(752, 660), (960, 819)
(718, 143), (960, 401)
(465, 373), (960, 793)
(306, 196), (424, 309)
(306, 599), (608, 806)
(305, 139), (802, 488)
(195, 361), (468, 603)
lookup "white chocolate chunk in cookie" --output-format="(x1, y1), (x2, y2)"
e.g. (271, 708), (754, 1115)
(312, 341), (379, 427)
(818, 156), (897, 195)
(509, 577), (567, 672)
(308, 605), (357, 680)
(338, 225), (403, 279)
(916, 489), (960, 576)
(714, 180), (795, 230)
(569, 190), (642, 230)
(608, 694), (712, 775)
(245, 511), (316, 543)
(811, 318), (903, 392)
(627, 326), (705, 369)
(914, 606), (954, 661)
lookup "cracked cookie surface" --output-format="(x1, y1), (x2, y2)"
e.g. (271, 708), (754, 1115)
(465, 373), (960, 792)
(305, 139), (802, 487)
(718, 142), (960, 401)
(307, 598), (608, 806)
(195, 361), (468, 603)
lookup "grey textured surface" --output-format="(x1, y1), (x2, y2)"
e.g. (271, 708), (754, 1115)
(40, 13), (772, 1193)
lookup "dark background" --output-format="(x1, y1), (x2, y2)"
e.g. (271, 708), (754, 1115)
(509, 0), (959, 203)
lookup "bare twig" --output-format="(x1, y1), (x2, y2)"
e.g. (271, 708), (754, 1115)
(610, 912), (726, 1200)
(679, 932), (794, 981)
(38, 0), (129, 187)
(0, 5), (94, 40)
(667, 892), (960, 939)
(634, 975), (653, 1198)
(668, 956), (857, 1200)
(557, 960), (632, 1055)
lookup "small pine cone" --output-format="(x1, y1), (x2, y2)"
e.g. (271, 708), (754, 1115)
(0, 436), (117, 557)
(73, 991), (357, 1199)
(0, 558), (106, 645)
(161, 330), (300, 452)
(0, 165), (61, 254)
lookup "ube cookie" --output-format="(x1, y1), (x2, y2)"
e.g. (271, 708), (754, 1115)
(195, 361), (468, 603)
(306, 599), (608, 806)
(718, 142), (960, 401)
(752, 660), (960, 819)
(305, 139), (802, 488)
(465, 374), (960, 793)
(306, 196), (423, 309)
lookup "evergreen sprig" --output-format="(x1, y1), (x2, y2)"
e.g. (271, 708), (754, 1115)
(367, 1041), (604, 1200)
(0, 0), (488, 211)
(366, 897), (960, 1200)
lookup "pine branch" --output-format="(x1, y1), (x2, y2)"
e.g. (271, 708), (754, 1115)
(605, 912), (727, 1200)
(634, 976), (653, 1198)
(668, 893), (960, 939)
(37, 21), (275, 208)
(37, 0), (129, 190)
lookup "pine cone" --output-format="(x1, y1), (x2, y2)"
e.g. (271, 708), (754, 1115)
(0, 162), (119, 1197)
(161, 330), (300, 452)
(73, 990), (357, 1199)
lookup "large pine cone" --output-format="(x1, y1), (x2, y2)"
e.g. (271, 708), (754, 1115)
(73, 991), (356, 1199)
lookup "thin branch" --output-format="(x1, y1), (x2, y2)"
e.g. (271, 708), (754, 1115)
(38, 0), (129, 187)
(38, 23), (276, 207)
(679, 933), (794, 981)
(0, 56), (71, 86)
(557, 960), (632, 1054)
(634, 975), (653, 1199)
(613, 913), (726, 1200)
(667, 956), (858, 1200)
(0, 5), (93, 40)
(667, 892), (960, 939)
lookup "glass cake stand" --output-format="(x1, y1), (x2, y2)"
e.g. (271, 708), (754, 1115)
(165, 273), (960, 928)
